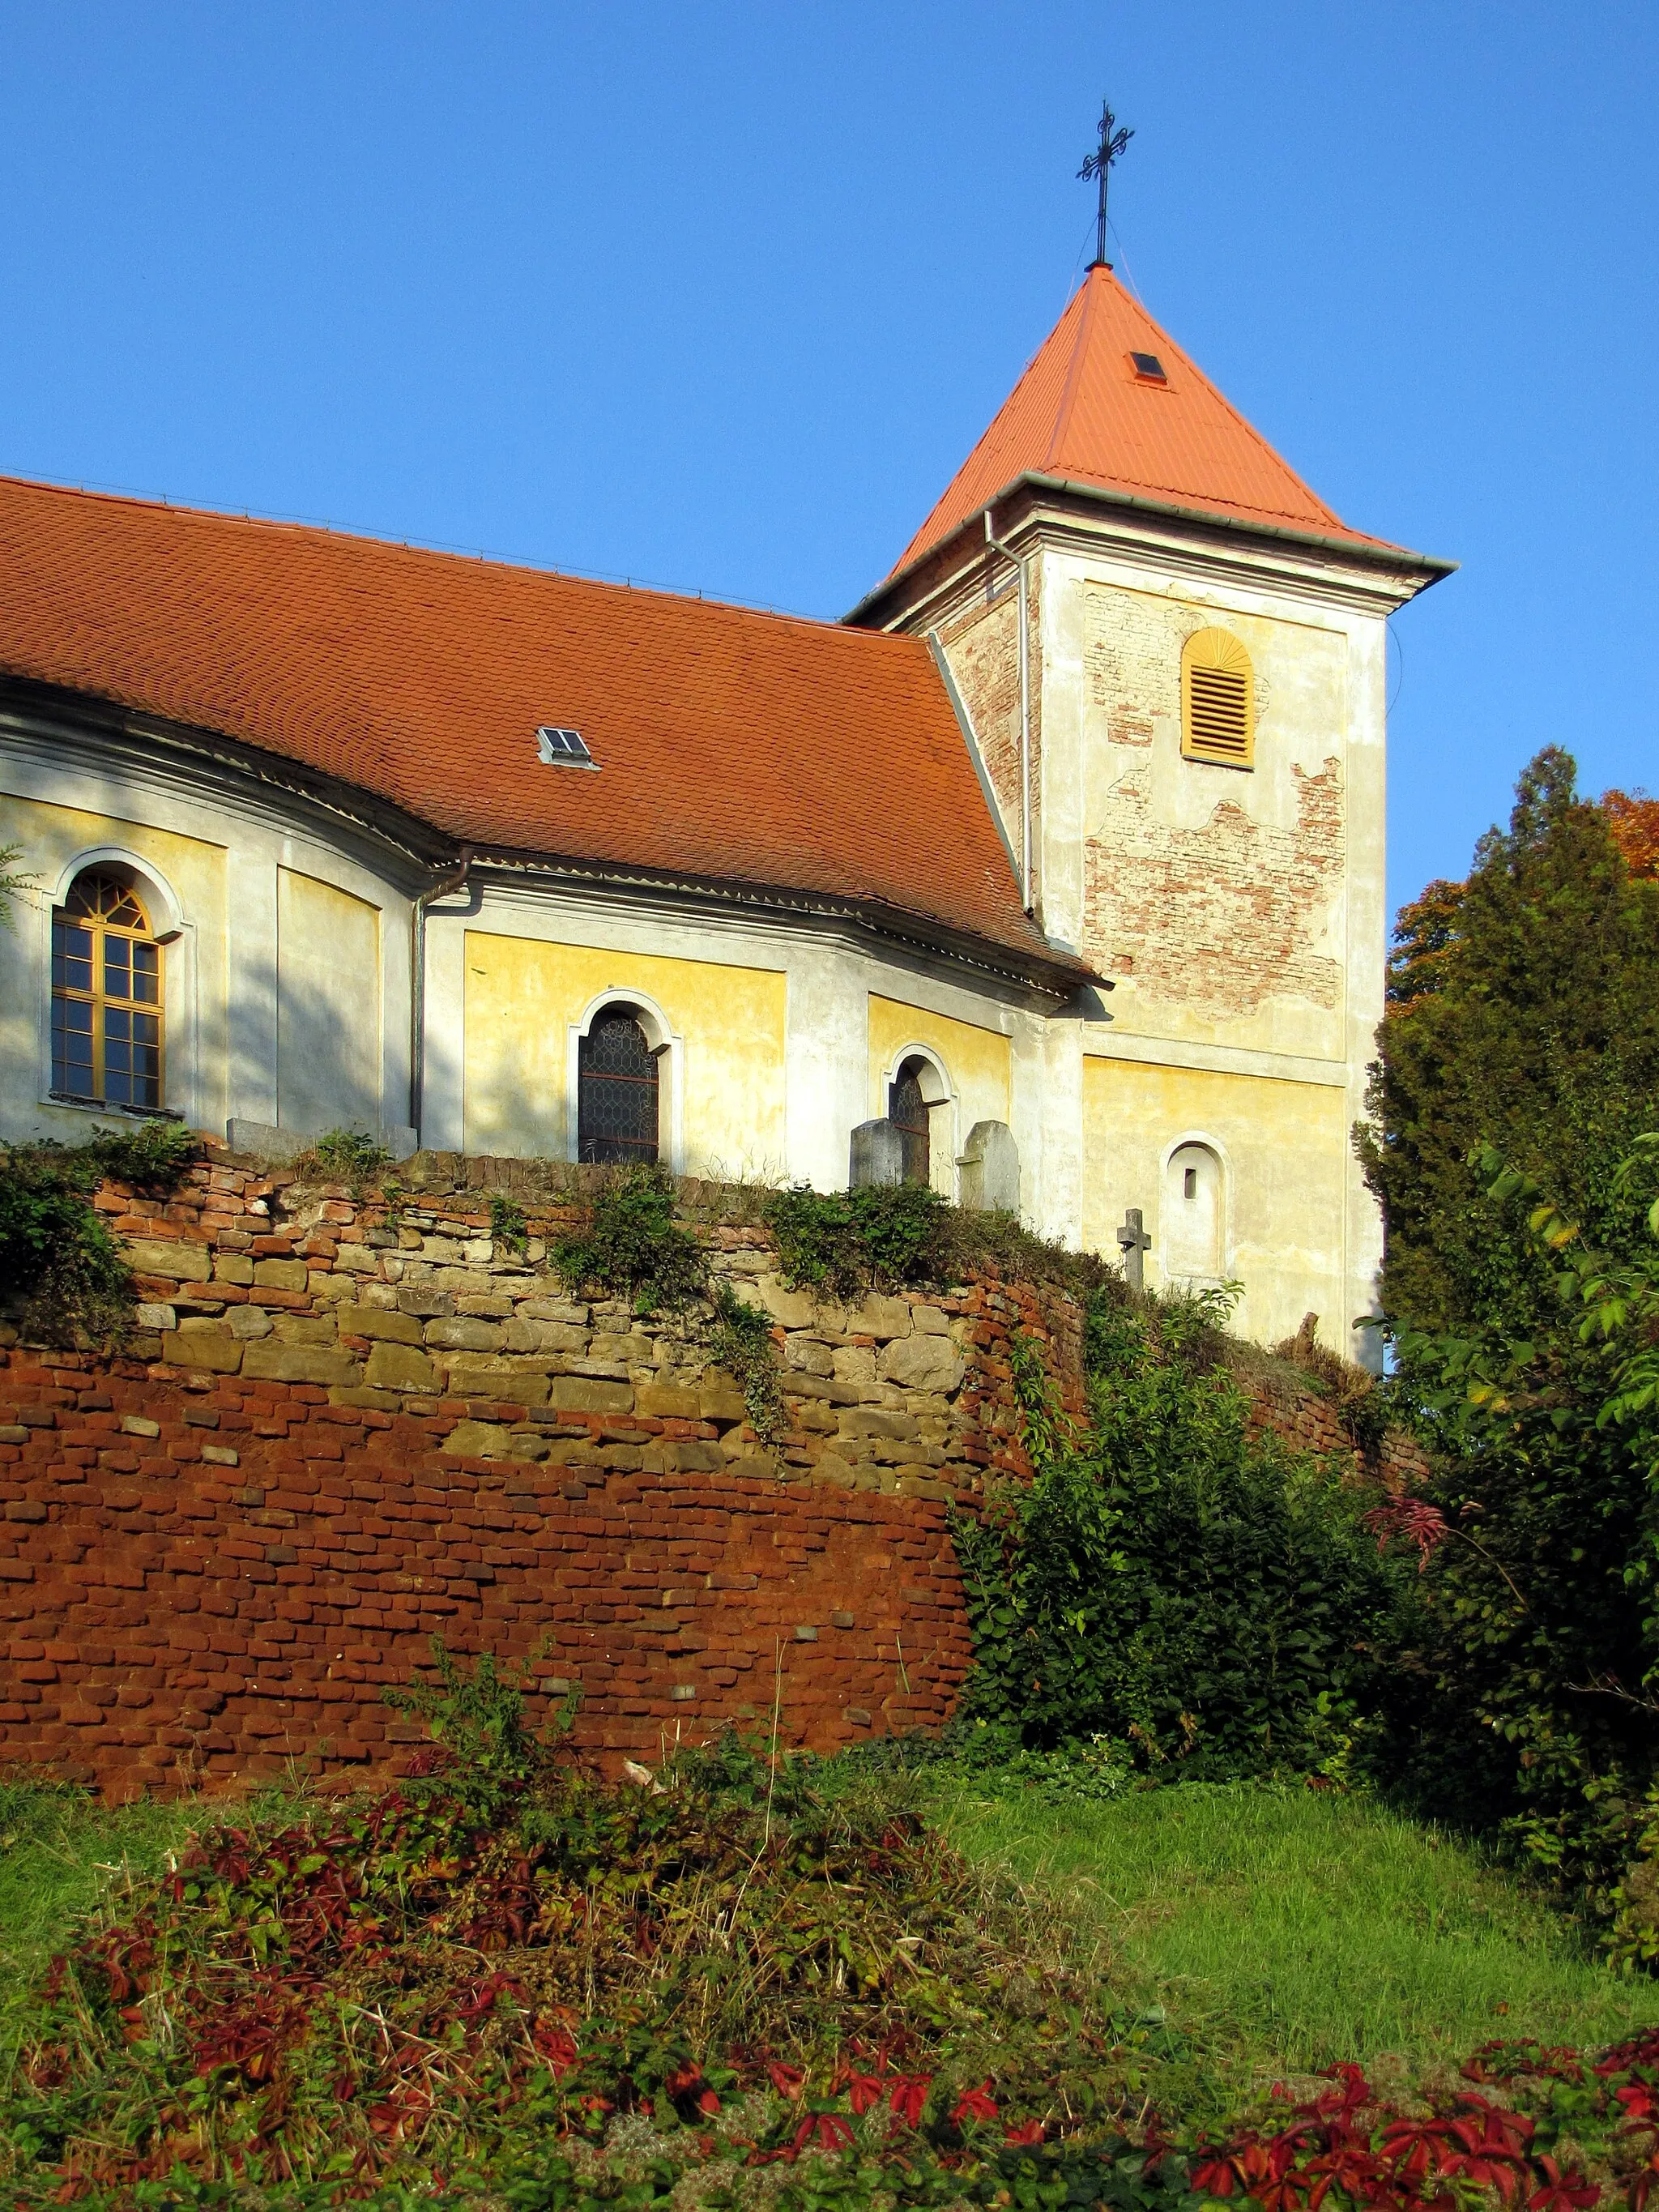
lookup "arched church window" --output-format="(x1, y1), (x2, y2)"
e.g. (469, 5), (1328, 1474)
(1163, 1142), (1223, 1282)
(889, 1057), (932, 1186)
(577, 1006), (659, 1164)
(51, 869), (164, 1108)
(1181, 628), (1255, 768)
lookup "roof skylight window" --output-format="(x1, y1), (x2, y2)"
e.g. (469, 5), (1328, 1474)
(536, 725), (598, 769)
(1129, 351), (1167, 382)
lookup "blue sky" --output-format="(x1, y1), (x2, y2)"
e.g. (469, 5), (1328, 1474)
(2, 2), (1654, 918)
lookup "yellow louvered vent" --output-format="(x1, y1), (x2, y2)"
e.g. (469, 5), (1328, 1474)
(1181, 628), (1255, 767)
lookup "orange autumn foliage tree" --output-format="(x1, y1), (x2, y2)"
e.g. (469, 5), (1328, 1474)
(1602, 788), (1659, 881)
(1388, 788), (1658, 1020)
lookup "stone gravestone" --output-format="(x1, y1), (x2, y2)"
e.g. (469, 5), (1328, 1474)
(850, 1117), (905, 1189)
(959, 1119), (1020, 1212)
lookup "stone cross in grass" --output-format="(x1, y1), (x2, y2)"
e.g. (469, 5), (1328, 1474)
(1116, 1206), (1151, 1292)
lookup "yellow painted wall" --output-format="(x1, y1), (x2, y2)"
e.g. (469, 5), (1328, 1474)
(0, 792), (226, 1123)
(277, 868), (382, 1135)
(867, 995), (1012, 1123)
(1082, 1055), (1350, 1351)
(463, 933), (787, 1176)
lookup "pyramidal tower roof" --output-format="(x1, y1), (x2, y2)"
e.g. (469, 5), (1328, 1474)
(886, 261), (1407, 580)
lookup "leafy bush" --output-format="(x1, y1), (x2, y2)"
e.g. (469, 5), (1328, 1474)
(553, 1164), (706, 1315)
(765, 1181), (952, 1299)
(0, 1123), (194, 1341)
(954, 1288), (1409, 1778)
(381, 1637), (572, 1809)
(1375, 1138), (1659, 1912)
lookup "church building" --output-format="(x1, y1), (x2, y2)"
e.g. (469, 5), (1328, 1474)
(0, 257), (1450, 1355)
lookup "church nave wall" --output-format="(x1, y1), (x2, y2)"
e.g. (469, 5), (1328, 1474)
(0, 737), (420, 1160)
(457, 928), (789, 1181)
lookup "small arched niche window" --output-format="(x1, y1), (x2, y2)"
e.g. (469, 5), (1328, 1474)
(577, 1004), (659, 1164)
(1163, 1142), (1224, 1282)
(889, 1056), (932, 1186)
(51, 869), (164, 1108)
(1181, 628), (1255, 768)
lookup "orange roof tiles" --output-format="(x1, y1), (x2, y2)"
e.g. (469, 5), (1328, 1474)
(0, 474), (1076, 979)
(889, 263), (1404, 577)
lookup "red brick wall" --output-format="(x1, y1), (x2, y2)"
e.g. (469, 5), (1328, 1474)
(0, 1346), (976, 1801)
(0, 1151), (1419, 1800)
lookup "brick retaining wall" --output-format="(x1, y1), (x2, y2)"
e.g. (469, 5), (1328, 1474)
(0, 1149), (1420, 1798)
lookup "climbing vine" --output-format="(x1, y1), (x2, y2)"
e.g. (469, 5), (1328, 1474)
(707, 1280), (784, 1440)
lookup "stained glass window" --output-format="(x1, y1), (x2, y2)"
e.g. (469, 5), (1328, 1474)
(578, 1007), (659, 1164)
(51, 871), (163, 1108)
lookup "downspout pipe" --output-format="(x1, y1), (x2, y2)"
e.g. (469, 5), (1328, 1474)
(983, 506), (1032, 912)
(409, 845), (473, 1146)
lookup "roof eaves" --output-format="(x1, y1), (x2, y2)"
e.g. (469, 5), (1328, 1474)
(0, 672), (1098, 999)
(847, 471), (1457, 626)
(471, 845), (1103, 997)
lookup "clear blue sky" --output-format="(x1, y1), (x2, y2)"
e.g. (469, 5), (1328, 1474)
(2, 2), (1654, 919)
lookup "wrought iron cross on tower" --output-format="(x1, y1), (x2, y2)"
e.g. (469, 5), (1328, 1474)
(1078, 97), (1133, 270)
(1116, 1206), (1151, 1292)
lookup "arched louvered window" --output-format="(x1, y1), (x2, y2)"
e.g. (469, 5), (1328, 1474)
(1181, 628), (1256, 768)
(51, 869), (164, 1108)
(889, 1056), (932, 1186)
(577, 1006), (659, 1164)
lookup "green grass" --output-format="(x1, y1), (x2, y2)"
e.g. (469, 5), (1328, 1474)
(932, 1777), (1656, 2089)
(0, 1774), (307, 2064)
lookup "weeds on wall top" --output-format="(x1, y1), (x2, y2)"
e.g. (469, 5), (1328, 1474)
(0, 1121), (195, 1343)
(765, 1181), (1121, 1303)
(552, 1163), (706, 1315)
(764, 1182), (953, 1299)
(488, 1190), (529, 1253)
(296, 1127), (395, 1193)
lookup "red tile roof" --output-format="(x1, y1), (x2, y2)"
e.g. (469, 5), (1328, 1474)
(0, 474), (1077, 980)
(889, 263), (1407, 578)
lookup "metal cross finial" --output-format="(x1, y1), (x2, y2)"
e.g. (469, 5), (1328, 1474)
(1078, 98), (1134, 270)
(1116, 1206), (1151, 1292)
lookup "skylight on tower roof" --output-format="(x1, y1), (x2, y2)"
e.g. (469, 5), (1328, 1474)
(536, 725), (598, 769)
(1129, 351), (1167, 383)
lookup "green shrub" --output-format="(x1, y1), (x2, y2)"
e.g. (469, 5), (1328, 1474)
(765, 1181), (951, 1299)
(0, 1124), (194, 1342)
(553, 1164), (706, 1315)
(1375, 1135), (1659, 1914)
(954, 1288), (1409, 1779)
(382, 1636), (572, 1810)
